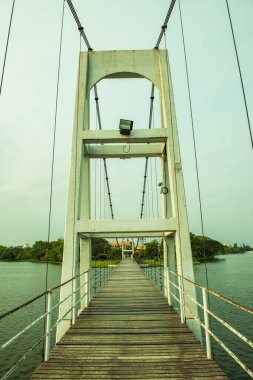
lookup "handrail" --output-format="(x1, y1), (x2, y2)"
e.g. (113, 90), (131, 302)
(0, 310), (48, 351)
(51, 269), (88, 291)
(0, 290), (48, 321)
(168, 267), (253, 316)
(0, 269), (89, 321)
(142, 265), (253, 379)
(0, 262), (117, 380)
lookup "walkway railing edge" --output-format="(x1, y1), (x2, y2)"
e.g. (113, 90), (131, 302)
(141, 264), (253, 379)
(0, 262), (118, 380)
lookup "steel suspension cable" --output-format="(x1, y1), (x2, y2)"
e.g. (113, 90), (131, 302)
(43, 0), (65, 359)
(94, 112), (98, 219)
(225, 0), (253, 150)
(177, 3), (214, 342)
(138, 1), (177, 244)
(150, 157), (155, 218)
(94, 86), (120, 246)
(99, 158), (102, 219)
(137, 84), (155, 246)
(45, 0), (65, 286)
(139, 85), (154, 218)
(178, 0), (210, 290)
(66, 0), (92, 50)
(0, 0), (16, 97)
(71, 32), (82, 303)
(154, 0), (177, 49)
(163, 32), (187, 319)
(66, 0), (118, 227)
(153, 110), (160, 219)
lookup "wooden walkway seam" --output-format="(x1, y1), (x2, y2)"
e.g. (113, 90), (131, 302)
(31, 259), (228, 379)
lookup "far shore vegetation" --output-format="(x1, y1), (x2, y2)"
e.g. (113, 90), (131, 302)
(0, 234), (251, 265)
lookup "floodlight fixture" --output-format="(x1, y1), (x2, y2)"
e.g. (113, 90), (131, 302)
(119, 119), (133, 135)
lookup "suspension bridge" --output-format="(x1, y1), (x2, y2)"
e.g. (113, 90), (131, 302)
(0, 1), (253, 379)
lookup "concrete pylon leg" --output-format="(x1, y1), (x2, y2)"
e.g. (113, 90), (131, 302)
(80, 237), (91, 310)
(56, 233), (79, 342)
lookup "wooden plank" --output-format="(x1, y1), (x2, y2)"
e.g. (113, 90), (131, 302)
(31, 259), (228, 379)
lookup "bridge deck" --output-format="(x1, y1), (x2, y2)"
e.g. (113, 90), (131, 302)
(31, 259), (228, 379)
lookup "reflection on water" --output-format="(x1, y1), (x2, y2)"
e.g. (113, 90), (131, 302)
(0, 253), (253, 379)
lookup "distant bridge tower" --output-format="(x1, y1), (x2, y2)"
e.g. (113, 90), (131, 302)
(56, 50), (200, 341)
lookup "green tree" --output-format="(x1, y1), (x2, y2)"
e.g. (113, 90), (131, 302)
(32, 241), (48, 261)
(43, 239), (64, 262)
(91, 238), (112, 260)
(190, 233), (224, 259)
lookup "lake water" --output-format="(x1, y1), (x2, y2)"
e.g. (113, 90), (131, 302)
(0, 253), (253, 379)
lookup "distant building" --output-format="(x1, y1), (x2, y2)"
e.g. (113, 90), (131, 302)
(233, 243), (238, 248)
(223, 243), (232, 248)
(22, 243), (31, 249)
(110, 241), (131, 248)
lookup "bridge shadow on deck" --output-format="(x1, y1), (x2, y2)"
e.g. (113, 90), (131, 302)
(31, 259), (228, 379)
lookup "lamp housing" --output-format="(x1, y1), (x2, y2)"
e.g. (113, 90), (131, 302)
(119, 119), (133, 135)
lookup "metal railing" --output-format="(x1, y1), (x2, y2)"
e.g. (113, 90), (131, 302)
(142, 265), (253, 379)
(0, 264), (116, 380)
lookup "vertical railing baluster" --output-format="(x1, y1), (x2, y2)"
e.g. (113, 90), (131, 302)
(88, 268), (91, 303)
(84, 271), (88, 308)
(202, 287), (212, 359)
(44, 290), (52, 361)
(167, 268), (171, 305)
(72, 277), (76, 325)
(178, 276), (185, 324)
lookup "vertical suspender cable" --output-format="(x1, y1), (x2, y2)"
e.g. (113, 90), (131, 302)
(177, 2), (214, 344)
(225, 0), (253, 150)
(136, 86), (154, 246)
(152, 102), (160, 219)
(71, 32), (82, 309)
(0, 0), (16, 97)
(138, 0), (177, 246)
(178, 0), (210, 290)
(45, 0), (65, 292)
(94, 112), (98, 219)
(66, 1), (118, 233)
(162, 27), (187, 304)
(94, 86), (120, 247)
(43, 0), (65, 359)
(150, 158), (155, 218)
(99, 158), (102, 219)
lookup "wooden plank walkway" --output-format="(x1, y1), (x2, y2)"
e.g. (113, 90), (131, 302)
(31, 259), (228, 379)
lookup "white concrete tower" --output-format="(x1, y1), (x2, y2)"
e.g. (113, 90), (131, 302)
(56, 50), (200, 342)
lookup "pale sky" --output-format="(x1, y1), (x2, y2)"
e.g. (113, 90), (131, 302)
(0, 0), (252, 247)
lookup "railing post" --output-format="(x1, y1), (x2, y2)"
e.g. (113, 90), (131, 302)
(72, 277), (76, 325)
(88, 268), (91, 302)
(167, 268), (172, 306)
(84, 271), (88, 308)
(44, 290), (52, 362)
(163, 267), (167, 297)
(178, 276), (185, 324)
(202, 287), (212, 359)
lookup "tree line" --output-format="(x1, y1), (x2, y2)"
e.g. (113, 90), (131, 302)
(0, 238), (121, 263)
(0, 235), (251, 263)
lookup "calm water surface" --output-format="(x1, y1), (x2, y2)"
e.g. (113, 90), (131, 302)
(0, 253), (253, 379)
